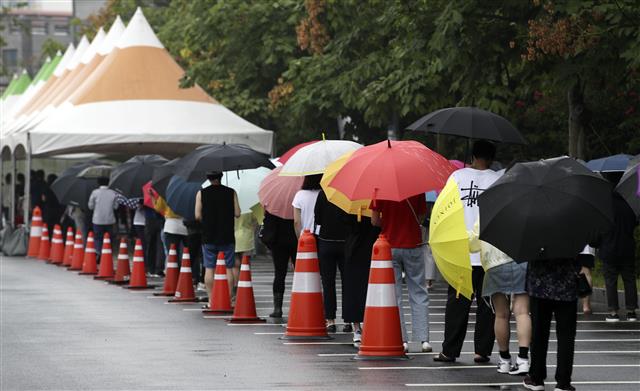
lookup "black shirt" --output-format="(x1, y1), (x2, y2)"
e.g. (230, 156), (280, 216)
(598, 193), (638, 263)
(201, 184), (235, 245)
(314, 190), (347, 241)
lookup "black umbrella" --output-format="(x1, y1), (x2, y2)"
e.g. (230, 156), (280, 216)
(478, 157), (614, 261)
(165, 175), (201, 221)
(407, 107), (527, 145)
(174, 143), (275, 182)
(151, 158), (181, 198)
(51, 160), (111, 210)
(615, 160), (640, 216)
(109, 154), (168, 198)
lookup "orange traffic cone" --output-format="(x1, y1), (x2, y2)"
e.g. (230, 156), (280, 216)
(37, 225), (50, 261)
(94, 233), (114, 280)
(281, 230), (331, 340)
(356, 234), (407, 360)
(168, 247), (197, 303)
(79, 232), (97, 275)
(27, 206), (43, 257)
(48, 225), (64, 264)
(126, 239), (153, 289)
(228, 255), (265, 323)
(153, 243), (179, 296)
(61, 227), (74, 267)
(203, 251), (233, 314)
(110, 238), (131, 285)
(68, 230), (85, 270)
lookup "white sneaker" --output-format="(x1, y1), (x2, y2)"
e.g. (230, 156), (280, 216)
(196, 282), (206, 291)
(421, 342), (433, 352)
(509, 356), (530, 375)
(497, 357), (511, 373)
(403, 342), (408, 352)
(353, 330), (362, 343)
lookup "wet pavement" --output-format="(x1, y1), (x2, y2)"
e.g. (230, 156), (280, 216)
(2, 255), (639, 390)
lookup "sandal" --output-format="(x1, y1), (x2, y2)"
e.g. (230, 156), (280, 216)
(433, 353), (455, 362)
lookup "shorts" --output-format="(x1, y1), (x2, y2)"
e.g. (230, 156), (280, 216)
(482, 261), (527, 297)
(202, 243), (235, 269)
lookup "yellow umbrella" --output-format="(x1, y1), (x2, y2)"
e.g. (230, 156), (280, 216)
(428, 178), (473, 300)
(320, 150), (372, 219)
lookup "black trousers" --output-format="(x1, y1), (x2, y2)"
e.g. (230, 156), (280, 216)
(271, 242), (297, 295)
(442, 266), (495, 358)
(603, 261), (638, 311)
(529, 297), (577, 388)
(144, 218), (164, 275)
(343, 252), (371, 323)
(317, 239), (345, 320)
(187, 233), (203, 285)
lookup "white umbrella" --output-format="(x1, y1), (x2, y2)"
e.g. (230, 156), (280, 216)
(279, 139), (362, 176)
(202, 167), (272, 213)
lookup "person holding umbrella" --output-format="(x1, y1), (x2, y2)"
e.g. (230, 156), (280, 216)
(434, 140), (500, 363)
(88, 177), (121, 256)
(195, 171), (241, 302)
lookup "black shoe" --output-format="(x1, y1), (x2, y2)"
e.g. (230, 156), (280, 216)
(523, 376), (544, 390)
(606, 313), (620, 322)
(474, 354), (490, 363)
(554, 384), (575, 391)
(157, 271), (165, 277)
(433, 353), (455, 362)
(342, 324), (353, 333)
(326, 324), (337, 333)
(627, 311), (637, 321)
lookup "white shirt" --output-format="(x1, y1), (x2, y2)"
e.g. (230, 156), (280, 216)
(163, 217), (188, 236)
(292, 189), (320, 235)
(88, 186), (119, 225)
(449, 168), (501, 266)
(133, 208), (146, 226)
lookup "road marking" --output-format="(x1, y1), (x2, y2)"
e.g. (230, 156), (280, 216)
(286, 339), (639, 346)
(227, 323), (285, 327)
(256, 329), (639, 336)
(405, 381), (640, 387)
(318, 350), (640, 357)
(360, 364), (640, 370)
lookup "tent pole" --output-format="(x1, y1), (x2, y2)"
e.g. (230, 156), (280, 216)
(10, 151), (16, 228)
(0, 157), (3, 228)
(24, 135), (32, 228)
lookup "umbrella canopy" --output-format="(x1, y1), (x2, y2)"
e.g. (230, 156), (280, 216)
(478, 157), (614, 261)
(77, 165), (112, 179)
(165, 176), (201, 221)
(586, 153), (632, 172)
(174, 143), (275, 183)
(428, 179), (473, 300)
(278, 140), (319, 164)
(50, 160), (109, 209)
(407, 107), (526, 145)
(279, 139), (362, 176)
(109, 154), (168, 198)
(221, 167), (272, 213)
(615, 161), (640, 216)
(328, 140), (455, 203)
(320, 150), (372, 218)
(151, 158), (181, 198)
(258, 167), (304, 220)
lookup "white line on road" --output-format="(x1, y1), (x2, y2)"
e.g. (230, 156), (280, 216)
(317, 350), (640, 357)
(285, 339), (639, 345)
(359, 364), (640, 370)
(405, 381), (640, 387)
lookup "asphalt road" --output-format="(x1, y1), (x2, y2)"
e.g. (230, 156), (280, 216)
(1, 255), (639, 390)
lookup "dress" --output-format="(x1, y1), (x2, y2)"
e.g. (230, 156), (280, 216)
(234, 212), (257, 253)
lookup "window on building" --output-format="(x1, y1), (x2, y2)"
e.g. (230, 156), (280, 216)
(2, 49), (19, 70)
(31, 21), (48, 35)
(53, 24), (69, 36)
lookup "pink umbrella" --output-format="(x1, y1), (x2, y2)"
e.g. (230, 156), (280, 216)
(449, 159), (465, 169)
(142, 181), (158, 209)
(277, 140), (319, 164)
(258, 167), (304, 220)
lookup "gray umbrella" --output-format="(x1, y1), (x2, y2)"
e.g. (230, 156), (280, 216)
(616, 160), (640, 216)
(109, 155), (168, 198)
(407, 106), (527, 144)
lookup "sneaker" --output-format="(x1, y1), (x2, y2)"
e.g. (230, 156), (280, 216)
(403, 342), (408, 352)
(626, 311), (637, 321)
(421, 342), (433, 353)
(606, 313), (620, 322)
(353, 330), (362, 343)
(343, 324), (353, 333)
(509, 357), (529, 375)
(554, 385), (576, 391)
(326, 324), (337, 333)
(196, 282), (206, 291)
(523, 376), (544, 391)
(433, 352), (456, 362)
(497, 357), (511, 374)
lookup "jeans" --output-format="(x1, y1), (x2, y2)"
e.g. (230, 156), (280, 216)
(603, 261), (638, 311)
(93, 224), (114, 258)
(529, 297), (577, 388)
(317, 239), (345, 320)
(391, 246), (429, 343)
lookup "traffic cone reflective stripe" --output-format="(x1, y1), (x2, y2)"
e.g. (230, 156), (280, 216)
(79, 232), (97, 275)
(37, 226), (50, 261)
(228, 255), (264, 323)
(48, 225), (64, 264)
(110, 239), (131, 285)
(126, 239), (152, 289)
(204, 252), (233, 314)
(356, 234), (407, 360)
(94, 233), (114, 280)
(27, 206), (43, 257)
(282, 230), (331, 340)
(69, 230), (85, 270)
(61, 227), (74, 267)
(168, 247), (197, 303)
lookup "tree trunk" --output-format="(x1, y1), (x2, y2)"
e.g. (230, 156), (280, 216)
(387, 110), (399, 140)
(568, 77), (586, 159)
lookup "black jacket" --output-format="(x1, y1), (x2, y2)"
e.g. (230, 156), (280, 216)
(598, 193), (638, 263)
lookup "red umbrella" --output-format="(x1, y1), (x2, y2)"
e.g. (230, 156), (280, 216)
(328, 140), (455, 203)
(277, 140), (319, 164)
(258, 167), (304, 220)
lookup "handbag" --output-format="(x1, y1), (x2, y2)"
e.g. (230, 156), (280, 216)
(577, 272), (592, 298)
